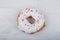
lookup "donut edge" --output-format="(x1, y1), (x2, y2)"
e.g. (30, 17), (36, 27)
(29, 22), (45, 34)
(16, 13), (20, 26)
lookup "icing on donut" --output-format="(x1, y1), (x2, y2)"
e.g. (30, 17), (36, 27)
(17, 8), (45, 34)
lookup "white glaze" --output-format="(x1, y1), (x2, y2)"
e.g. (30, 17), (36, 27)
(18, 8), (45, 33)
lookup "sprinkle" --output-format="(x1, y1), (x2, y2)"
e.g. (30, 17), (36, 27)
(22, 19), (24, 21)
(37, 19), (40, 24)
(38, 16), (39, 18)
(26, 8), (30, 13)
(37, 19), (39, 22)
(31, 10), (33, 12)
(26, 8), (27, 10)
(36, 10), (38, 12)
(28, 27), (30, 29)
(34, 24), (35, 26)
(27, 25), (29, 26)
(25, 24), (26, 26)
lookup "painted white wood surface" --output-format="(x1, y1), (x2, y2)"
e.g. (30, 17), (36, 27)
(0, 0), (60, 40)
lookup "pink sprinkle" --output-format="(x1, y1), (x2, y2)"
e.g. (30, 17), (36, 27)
(26, 8), (30, 13)
(37, 19), (39, 22)
(27, 25), (29, 26)
(28, 27), (30, 29)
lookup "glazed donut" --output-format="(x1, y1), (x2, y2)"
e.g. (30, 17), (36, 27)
(17, 8), (45, 34)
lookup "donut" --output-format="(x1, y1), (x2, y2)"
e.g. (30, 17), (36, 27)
(17, 8), (45, 34)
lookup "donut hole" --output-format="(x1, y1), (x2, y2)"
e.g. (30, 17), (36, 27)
(26, 16), (35, 24)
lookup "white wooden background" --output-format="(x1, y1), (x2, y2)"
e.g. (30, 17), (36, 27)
(0, 0), (60, 40)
